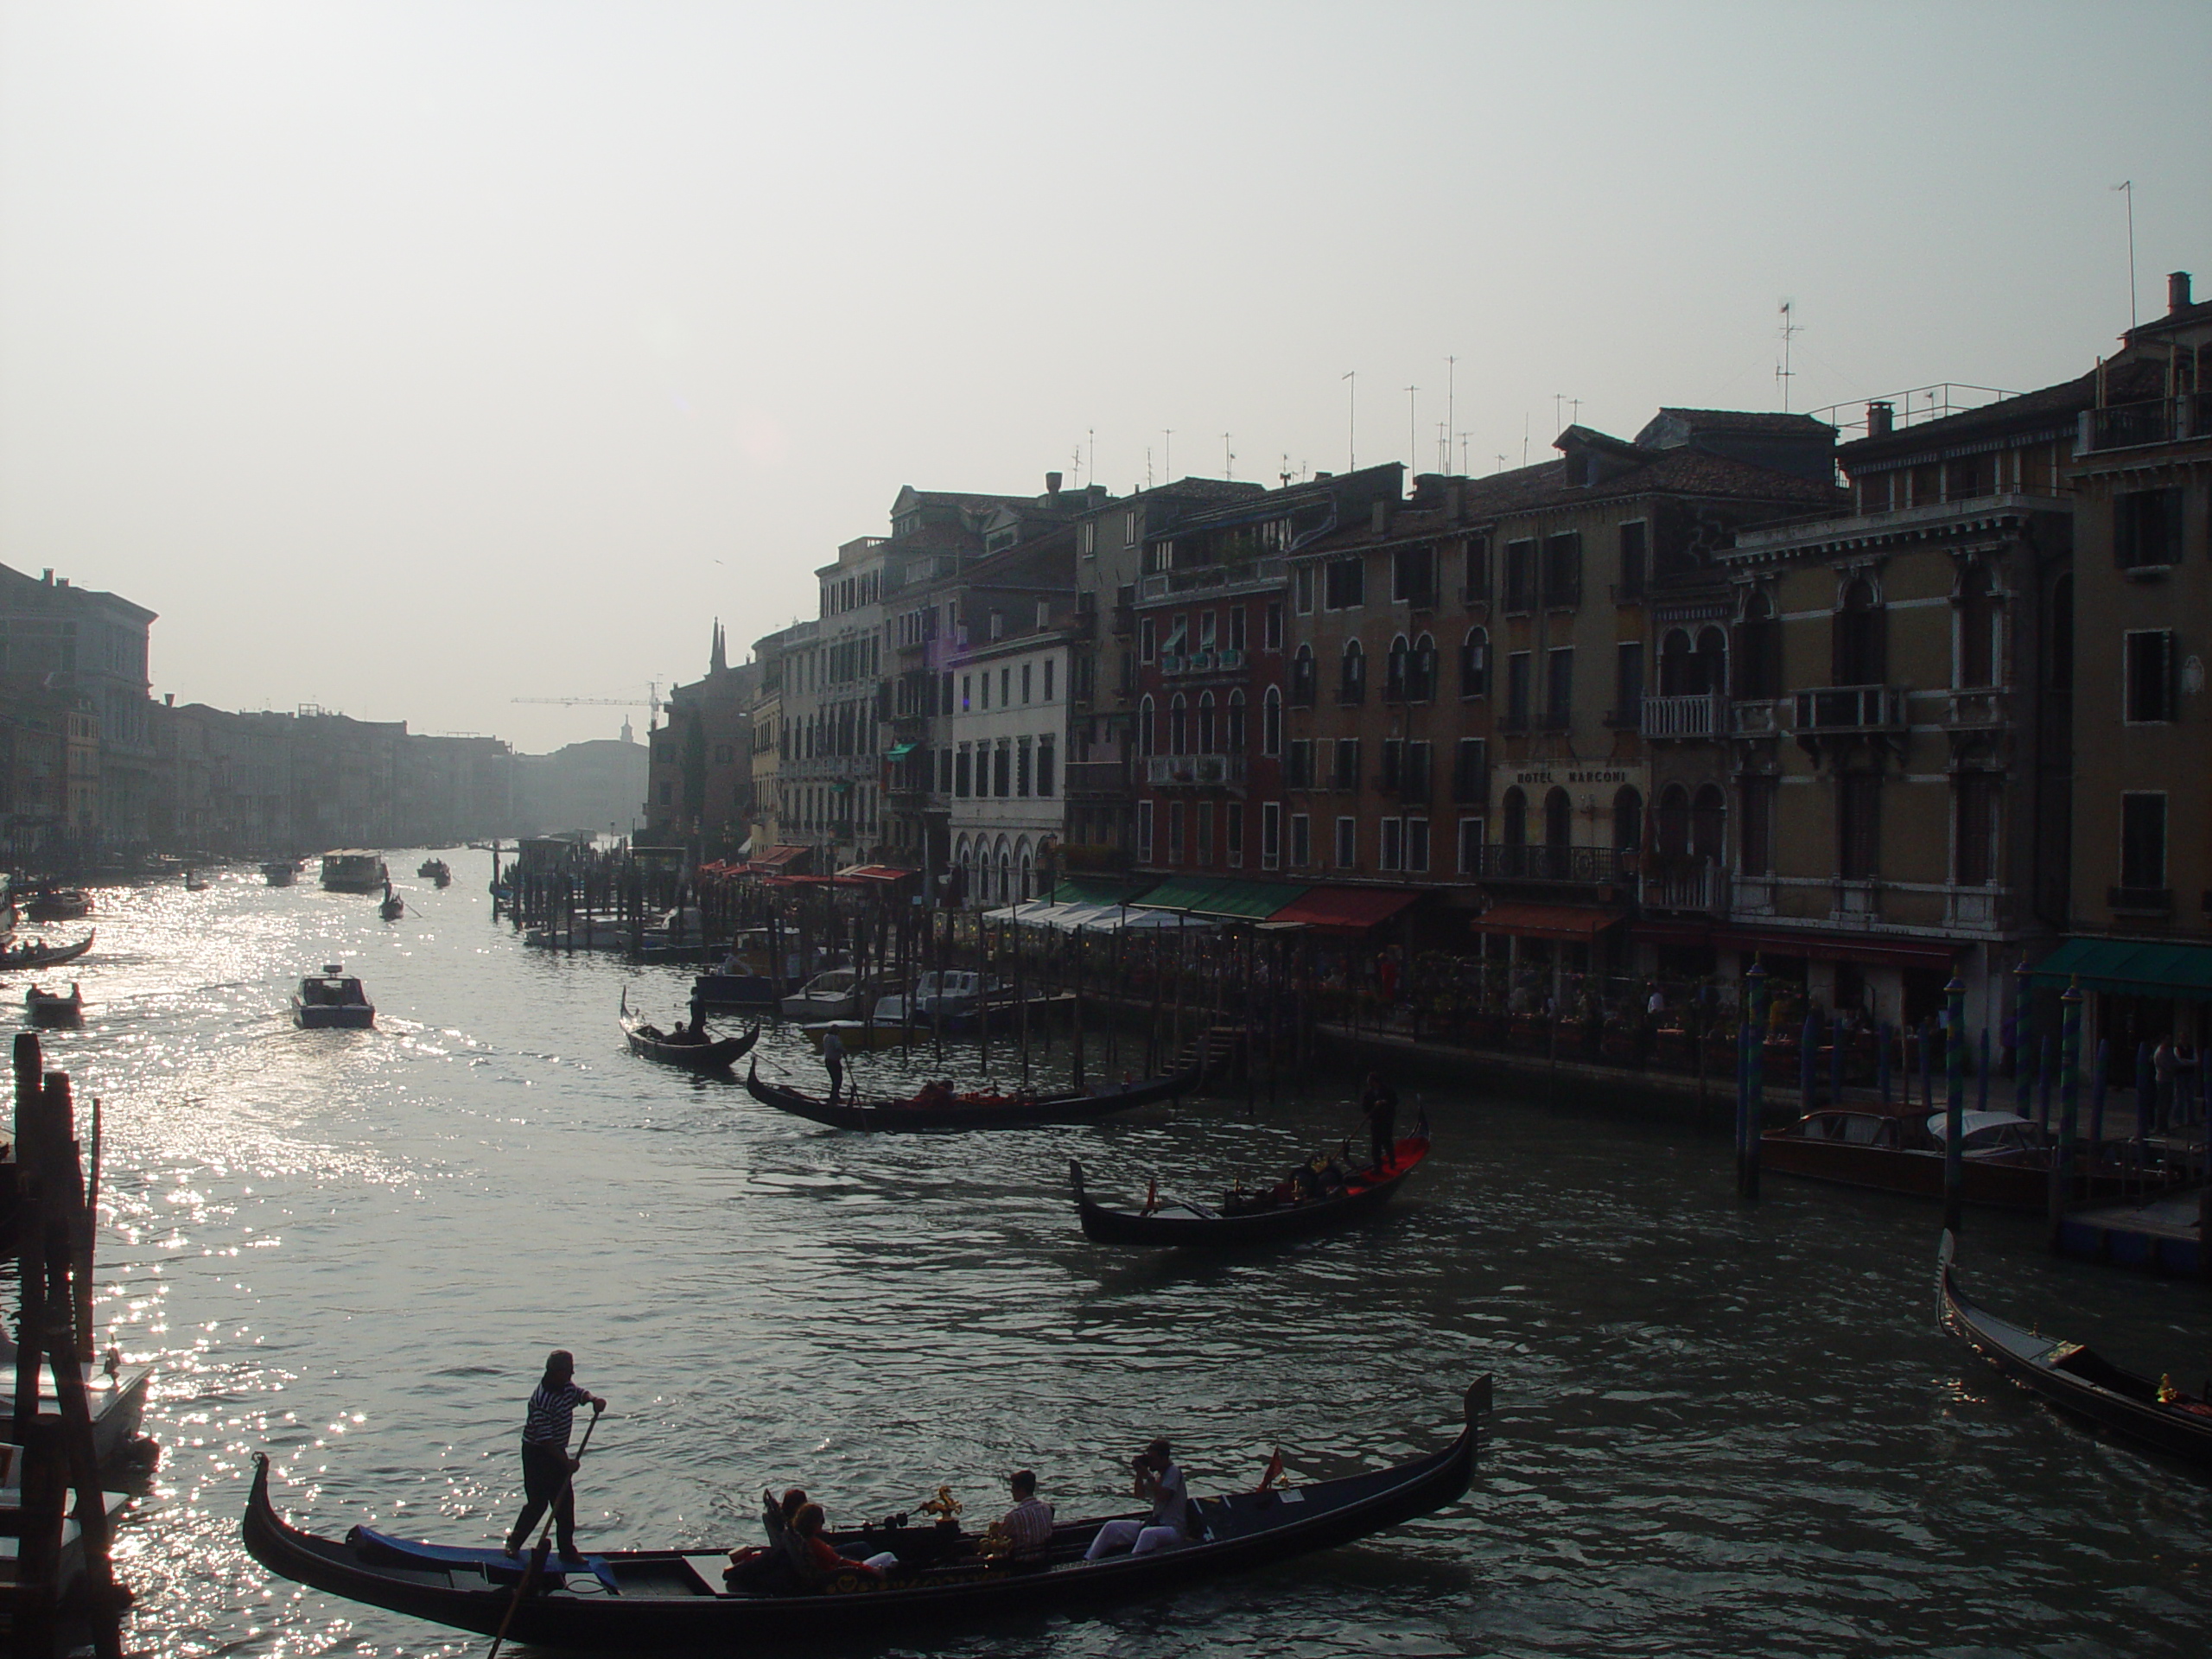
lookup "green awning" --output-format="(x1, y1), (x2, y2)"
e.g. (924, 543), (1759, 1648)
(885, 741), (918, 759)
(1051, 876), (1143, 906)
(2028, 938), (2212, 1001)
(1132, 876), (1313, 919)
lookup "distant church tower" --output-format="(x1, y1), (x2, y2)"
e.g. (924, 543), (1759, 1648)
(620, 715), (635, 744)
(710, 619), (728, 676)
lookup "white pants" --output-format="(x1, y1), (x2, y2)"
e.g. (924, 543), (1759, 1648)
(1084, 1518), (1181, 1560)
(862, 1551), (899, 1571)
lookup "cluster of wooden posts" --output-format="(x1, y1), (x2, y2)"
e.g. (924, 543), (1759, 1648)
(3, 1034), (124, 1659)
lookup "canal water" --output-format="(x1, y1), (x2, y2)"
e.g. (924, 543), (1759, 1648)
(24, 849), (2212, 1656)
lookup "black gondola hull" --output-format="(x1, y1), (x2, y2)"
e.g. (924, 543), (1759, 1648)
(624, 1025), (759, 1072)
(242, 1376), (1488, 1646)
(1937, 1231), (2212, 1467)
(1073, 1138), (1431, 1247)
(743, 1062), (1198, 1132)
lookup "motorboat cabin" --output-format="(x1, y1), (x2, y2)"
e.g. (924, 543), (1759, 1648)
(321, 851), (389, 893)
(294, 964), (375, 1029)
(871, 970), (988, 1025)
(779, 968), (867, 1020)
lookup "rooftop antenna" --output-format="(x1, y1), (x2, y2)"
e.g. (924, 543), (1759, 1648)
(1146, 446), (1154, 490)
(1404, 385), (1418, 474)
(1553, 392), (1563, 433)
(1521, 413), (1529, 467)
(1342, 372), (1357, 469)
(1223, 432), (1234, 480)
(1459, 432), (1471, 474)
(1280, 453), (1294, 487)
(1071, 444), (1083, 486)
(1495, 452), (1507, 474)
(1446, 355), (1457, 465)
(2113, 181), (2137, 329)
(1163, 429), (1173, 480)
(1088, 428), (1096, 488)
(1775, 300), (1802, 412)
(1436, 421), (1450, 474)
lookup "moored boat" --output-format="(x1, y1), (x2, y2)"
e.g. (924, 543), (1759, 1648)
(241, 1375), (1489, 1647)
(1759, 1107), (2183, 1211)
(779, 967), (871, 1020)
(1937, 1230), (2212, 1466)
(25, 982), (85, 1028)
(1073, 1133), (1431, 1247)
(293, 965), (374, 1029)
(692, 930), (804, 1007)
(22, 887), (93, 922)
(744, 1059), (1198, 1132)
(799, 1019), (921, 1052)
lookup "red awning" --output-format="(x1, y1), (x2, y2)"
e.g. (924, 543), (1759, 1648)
(1709, 925), (1959, 971)
(1268, 887), (1421, 935)
(836, 864), (917, 883)
(744, 844), (810, 874)
(1470, 902), (1624, 943)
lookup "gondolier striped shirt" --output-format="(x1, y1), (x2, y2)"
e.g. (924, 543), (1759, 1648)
(523, 1380), (593, 1450)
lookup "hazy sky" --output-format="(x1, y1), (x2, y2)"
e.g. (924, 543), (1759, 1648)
(2, 3), (2205, 753)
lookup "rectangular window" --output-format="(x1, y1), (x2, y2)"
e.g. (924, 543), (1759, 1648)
(1463, 536), (1491, 602)
(1379, 739), (1402, 792)
(1457, 817), (1485, 874)
(1542, 532), (1582, 608)
(1021, 663), (1033, 703)
(993, 744), (1011, 798)
(2120, 792), (2167, 892)
(1503, 539), (1535, 611)
(955, 746), (972, 798)
(1614, 641), (1643, 725)
(1379, 817), (1404, 871)
(1263, 603), (1282, 651)
(1506, 652), (1532, 728)
(1617, 521), (1648, 599)
(1404, 741), (1432, 803)
(1287, 738), (1313, 789)
(1738, 776), (1775, 878)
(1198, 802), (1214, 865)
(1043, 659), (1055, 702)
(2124, 629), (2176, 722)
(1545, 646), (1574, 728)
(1229, 606), (1247, 652)
(1226, 803), (1245, 868)
(1079, 520), (1096, 556)
(1325, 557), (1366, 609)
(961, 674), (973, 712)
(1137, 799), (1155, 861)
(1335, 817), (1357, 868)
(1453, 737), (1488, 804)
(1001, 667), (1012, 706)
(1954, 772), (1996, 886)
(1039, 738), (1057, 797)
(1459, 629), (1489, 698)
(1407, 817), (1429, 874)
(1333, 738), (1362, 791)
(1260, 802), (1280, 869)
(1168, 801), (1185, 862)
(1839, 772), (1880, 880)
(1141, 619), (1157, 662)
(1294, 565), (1316, 614)
(1290, 812), (1312, 867)
(2114, 487), (2183, 570)
(1015, 740), (1032, 798)
(938, 747), (953, 792)
(1392, 544), (1436, 607)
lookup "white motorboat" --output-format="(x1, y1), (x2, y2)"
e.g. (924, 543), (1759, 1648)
(293, 964), (374, 1029)
(779, 967), (870, 1020)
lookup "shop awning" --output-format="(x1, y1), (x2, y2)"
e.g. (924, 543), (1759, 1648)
(748, 843), (810, 871)
(1268, 887), (1421, 935)
(1132, 877), (1312, 919)
(1711, 925), (1957, 971)
(1471, 902), (1624, 942)
(2028, 938), (2212, 1000)
(885, 742), (918, 759)
(1050, 876), (1144, 907)
(836, 863), (914, 882)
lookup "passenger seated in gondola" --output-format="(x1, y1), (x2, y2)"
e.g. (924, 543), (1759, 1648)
(792, 1502), (901, 1582)
(911, 1079), (957, 1110)
(1084, 1440), (1190, 1560)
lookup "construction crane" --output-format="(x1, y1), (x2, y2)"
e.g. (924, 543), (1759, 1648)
(512, 684), (662, 717)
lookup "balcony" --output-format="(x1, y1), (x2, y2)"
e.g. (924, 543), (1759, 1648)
(2081, 398), (2174, 453)
(1641, 860), (1728, 915)
(1732, 874), (1777, 918)
(1215, 647), (1247, 671)
(1945, 886), (2006, 930)
(1110, 604), (1135, 636)
(1159, 652), (1185, 677)
(1942, 689), (2010, 729)
(2107, 884), (2174, 916)
(1186, 650), (1216, 672)
(1471, 843), (1631, 888)
(1138, 556), (1287, 602)
(1640, 693), (1722, 740)
(1065, 760), (1130, 800)
(1791, 685), (1908, 734)
(1147, 754), (1249, 788)
(1730, 699), (1781, 737)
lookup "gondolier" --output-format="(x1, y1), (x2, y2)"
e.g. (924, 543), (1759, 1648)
(821, 1028), (846, 1103)
(504, 1350), (607, 1565)
(1359, 1072), (1398, 1171)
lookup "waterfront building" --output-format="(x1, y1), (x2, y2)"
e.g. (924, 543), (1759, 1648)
(643, 623), (760, 858)
(744, 619), (811, 861)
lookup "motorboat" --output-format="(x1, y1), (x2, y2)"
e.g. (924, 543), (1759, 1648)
(262, 861), (296, 887)
(799, 1019), (920, 1052)
(293, 965), (374, 1029)
(691, 930), (805, 1007)
(23, 887), (93, 922)
(321, 851), (389, 893)
(25, 983), (85, 1028)
(871, 970), (994, 1025)
(779, 968), (871, 1020)
(416, 859), (452, 887)
(0, 1329), (157, 1471)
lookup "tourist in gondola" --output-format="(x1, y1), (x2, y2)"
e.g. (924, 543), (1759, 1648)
(503, 1349), (606, 1564)
(822, 1027), (846, 1103)
(997, 1469), (1053, 1563)
(792, 1501), (899, 1578)
(1084, 1439), (1189, 1560)
(1359, 1071), (1398, 1171)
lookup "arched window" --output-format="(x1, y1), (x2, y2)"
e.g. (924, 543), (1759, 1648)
(1612, 785), (1643, 853)
(1657, 784), (1690, 859)
(1339, 639), (1366, 704)
(1386, 633), (1411, 702)
(1957, 562), (1999, 689)
(1542, 787), (1573, 879)
(1198, 691), (1217, 754)
(1834, 576), (1885, 686)
(1015, 837), (1033, 900)
(1691, 784), (1726, 861)
(1412, 632), (1438, 701)
(995, 836), (1013, 904)
(1169, 693), (1188, 755)
(1261, 686), (1281, 756)
(1139, 695), (1156, 756)
(1459, 626), (1490, 698)
(1734, 591), (1779, 699)
(1694, 626), (1728, 697)
(1291, 644), (1317, 707)
(1227, 688), (1248, 754)
(1659, 627), (1694, 697)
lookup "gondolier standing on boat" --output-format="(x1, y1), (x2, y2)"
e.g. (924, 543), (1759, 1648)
(822, 1027), (846, 1103)
(1360, 1071), (1398, 1171)
(504, 1350), (605, 1565)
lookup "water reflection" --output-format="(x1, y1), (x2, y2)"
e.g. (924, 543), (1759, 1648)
(16, 853), (2207, 1656)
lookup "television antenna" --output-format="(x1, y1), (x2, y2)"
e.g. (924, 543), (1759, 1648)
(1776, 300), (1802, 411)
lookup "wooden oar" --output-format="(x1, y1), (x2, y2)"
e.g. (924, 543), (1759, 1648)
(486, 1402), (603, 1659)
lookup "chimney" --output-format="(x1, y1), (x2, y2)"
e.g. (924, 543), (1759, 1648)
(1045, 471), (1063, 503)
(1370, 499), (1389, 535)
(41, 569), (52, 584)
(164, 692), (175, 707)
(1866, 401), (1894, 438)
(2170, 270), (2193, 314)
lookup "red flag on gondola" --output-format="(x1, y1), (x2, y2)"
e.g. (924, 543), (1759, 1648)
(1142, 1177), (1159, 1216)
(1255, 1448), (1285, 1491)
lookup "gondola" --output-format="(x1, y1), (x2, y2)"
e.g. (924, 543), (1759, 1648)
(378, 892), (406, 921)
(620, 989), (758, 1072)
(744, 1059), (1198, 1132)
(1072, 1133), (1431, 1247)
(22, 887), (93, 922)
(0, 930), (95, 972)
(1936, 1230), (2212, 1467)
(241, 1375), (1489, 1648)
